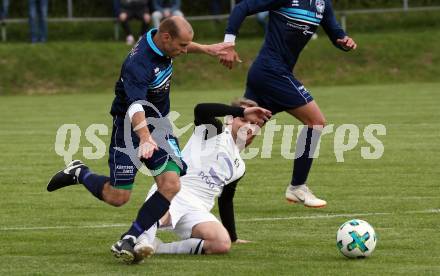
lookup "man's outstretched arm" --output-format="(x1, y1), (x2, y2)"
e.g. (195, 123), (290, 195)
(220, 0), (289, 69)
(225, 0), (289, 39)
(187, 42), (235, 57)
(321, 0), (357, 51)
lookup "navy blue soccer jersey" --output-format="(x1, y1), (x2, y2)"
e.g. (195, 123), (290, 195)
(111, 28), (173, 118)
(226, 0), (347, 70)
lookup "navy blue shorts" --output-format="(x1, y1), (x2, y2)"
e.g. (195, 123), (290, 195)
(108, 115), (187, 189)
(244, 62), (313, 114)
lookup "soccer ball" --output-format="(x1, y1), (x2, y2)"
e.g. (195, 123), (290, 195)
(336, 219), (377, 258)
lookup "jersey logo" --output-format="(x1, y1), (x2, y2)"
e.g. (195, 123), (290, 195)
(291, 0), (299, 6)
(316, 0), (325, 14)
(129, 40), (140, 58)
(198, 153), (234, 189)
(149, 65), (173, 90)
(234, 158), (240, 168)
(286, 22), (314, 35)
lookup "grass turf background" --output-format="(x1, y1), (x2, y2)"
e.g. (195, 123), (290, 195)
(0, 83), (439, 275)
(1, 10), (439, 274)
(1, 10), (440, 94)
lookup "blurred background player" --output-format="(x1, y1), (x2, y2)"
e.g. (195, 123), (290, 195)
(152, 0), (183, 28)
(118, 0), (152, 45)
(0, 0), (9, 23)
(131, 100), (270, 262)
(210, 0), (222, 17)
(219, 0), (357, 208)
(28, 0), (48, 43)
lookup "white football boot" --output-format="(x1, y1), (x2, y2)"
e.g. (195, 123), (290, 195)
(285, 184), (327, 208)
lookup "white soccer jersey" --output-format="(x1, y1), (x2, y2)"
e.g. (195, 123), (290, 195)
(177, 125), (246, 210)
(146, 124), (245, 227)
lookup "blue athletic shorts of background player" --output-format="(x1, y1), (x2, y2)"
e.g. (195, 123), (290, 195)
(47, 16), (233, 264)
(219, 0), (357, 208)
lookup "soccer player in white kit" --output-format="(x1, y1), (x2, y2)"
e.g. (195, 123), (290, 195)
(133, 99), (271, 261)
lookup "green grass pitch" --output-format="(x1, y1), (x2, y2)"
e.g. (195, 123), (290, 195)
(0, 83), (439, 275)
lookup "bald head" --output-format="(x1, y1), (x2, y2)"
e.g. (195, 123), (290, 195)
(159, 16), (193, 39)
(154, 16), (194, 58)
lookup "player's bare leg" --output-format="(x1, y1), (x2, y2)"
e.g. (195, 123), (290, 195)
(190, 221), (231, 254)
(143, 221), (231, 255)
(287, 100), (326, 128)
(101, 184), (132, 207)
(155, 171), (181, 201)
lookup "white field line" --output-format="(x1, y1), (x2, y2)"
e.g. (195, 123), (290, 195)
(238, 209), (440, 222)
(0, 209), (438, 232)
(0, 223), (129, 231)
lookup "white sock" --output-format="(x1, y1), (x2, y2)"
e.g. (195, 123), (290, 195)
(156, 238), (204, 255)
(137, 222), (158, 244)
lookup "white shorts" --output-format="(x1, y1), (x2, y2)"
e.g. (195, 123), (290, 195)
(147, 184), (219, 240)
(170, 210), (219, 240)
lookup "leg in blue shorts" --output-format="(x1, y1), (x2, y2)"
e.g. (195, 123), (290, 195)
(47, 114), (186, 208)
(244, 62), (327, 208)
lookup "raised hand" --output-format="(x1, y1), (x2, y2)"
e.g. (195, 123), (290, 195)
(219, 46), (242, 69)
(243, 106), (272, 125)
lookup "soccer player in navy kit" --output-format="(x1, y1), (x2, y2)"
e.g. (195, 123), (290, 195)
(47, 16), (236, 263)
(219, 0), (357, 208)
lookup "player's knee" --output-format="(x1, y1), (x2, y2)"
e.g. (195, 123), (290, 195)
(104, 188), (131, 207)
(211, 239), (231, 254)
(166, 179), (181, 195)
(317, 118), (327, 127)
(158, 178), (180, 198)
(110, 196), (130, 207)
(306, 118), (326, 128)
(208, 234), (231, 254)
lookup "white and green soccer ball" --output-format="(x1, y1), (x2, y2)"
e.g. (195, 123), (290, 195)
(336, 219), (377, 258)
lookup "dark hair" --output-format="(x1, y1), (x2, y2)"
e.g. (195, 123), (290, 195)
(231, 97), (258, 108)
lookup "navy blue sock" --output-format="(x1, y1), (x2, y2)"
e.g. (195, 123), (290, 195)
(291, 127), (321, 186)
(78, 168), (109, 200)
(124, 191), (170, 238)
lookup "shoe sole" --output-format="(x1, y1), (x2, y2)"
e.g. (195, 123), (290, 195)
(119, 250), (135, 264)
(110, 246), (121, 259)
(111, 246), (136, 264)
(286, 198), (327, 208)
